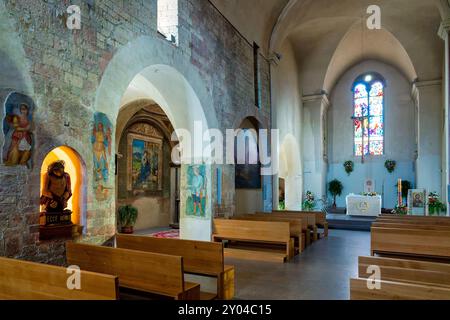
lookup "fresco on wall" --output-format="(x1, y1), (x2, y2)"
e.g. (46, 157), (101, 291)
(92, 112), (112, 201)
(127, 133), (163, 193)
(184, 164), (209, 218)
(2, 93), (35, 168)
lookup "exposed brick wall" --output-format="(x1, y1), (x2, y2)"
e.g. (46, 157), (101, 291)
(0, 0), (271, 263)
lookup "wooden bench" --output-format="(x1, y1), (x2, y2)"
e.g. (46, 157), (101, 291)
(116, 234), (234, 300)
(371, 226), (450, 261)
(212, 219), (294, 263)
(350, 278), (450, 300)
(0, 256), (118, 300)
(232, 214), (305, 252)
(377, 216), (450, 226)
(271, 211), (322, 241)
(350, 256), (450, 300)
(358, 256), (450, 287)
(66, 242), (200, 300)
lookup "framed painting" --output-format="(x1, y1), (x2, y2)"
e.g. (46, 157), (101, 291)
(408, 189), (427, 216)
(127, 133), (163, 192)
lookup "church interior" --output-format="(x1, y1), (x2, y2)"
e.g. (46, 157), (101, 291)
(2, 0), (450, 301)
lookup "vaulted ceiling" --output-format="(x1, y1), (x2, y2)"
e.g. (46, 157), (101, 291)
(212, 0), (449, 93)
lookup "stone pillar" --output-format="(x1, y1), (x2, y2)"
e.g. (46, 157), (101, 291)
(412, 80), (443, 197)
(439, 19), (450, 215)
(302, 94), (330, 204)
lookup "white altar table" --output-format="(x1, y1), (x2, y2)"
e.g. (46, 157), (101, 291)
(346, 194), (382, 217)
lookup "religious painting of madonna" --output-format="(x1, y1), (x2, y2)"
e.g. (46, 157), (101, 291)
(185, 165), (208, 218)
(2, 93), (35, 168)
(127, 133), (163, 193)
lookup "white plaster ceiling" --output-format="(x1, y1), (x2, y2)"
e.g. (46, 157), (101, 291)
(213, 0), (446, 93)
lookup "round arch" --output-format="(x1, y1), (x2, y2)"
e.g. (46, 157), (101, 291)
(94, 36), (218, 241)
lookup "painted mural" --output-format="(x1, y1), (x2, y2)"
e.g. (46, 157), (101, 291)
(185, 164), (208, 218)
(127, 133), (163, 193)
(92, 112), (112, 201)
(2, 92), (35, 168)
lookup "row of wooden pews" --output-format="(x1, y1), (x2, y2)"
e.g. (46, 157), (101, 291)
(1, 235), (235, 301)
(350, 214), (450, 300)
(212, 211), (328, 263)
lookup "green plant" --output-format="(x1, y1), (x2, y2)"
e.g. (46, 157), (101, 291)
(118, 205), (138, 227)
(328, 179), (344, 208)
(392, 204), (408, 215)
(428, 192), (447, 216)
(278, 201), (286, 211)
(302, 191), (316, 211)
(344, 161), (354, 176)
(385, 160), (397, 173)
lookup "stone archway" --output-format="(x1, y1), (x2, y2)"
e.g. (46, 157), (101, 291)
(94, 36), (218, 241)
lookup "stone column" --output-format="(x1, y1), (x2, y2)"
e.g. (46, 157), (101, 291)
(439, 19), (450, 215)
(302, 94), (330, 204)
(412, 80), (443, 197)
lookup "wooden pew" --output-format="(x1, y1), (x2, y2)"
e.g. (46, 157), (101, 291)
(358, 256), (450, 287)
(271, 211), (321, 241)
(212, 219), (294, 263)
(232, 214), (306, 252)
(377, 216), (450, 226)
(373, 222), (450, 232)
(66, 242), (200, 300)
(350, 278), (450, 300)
(116, 234), (234, 300)
(0, 256), (118, 300)
(371, 226), (450, 260)
(350, 256), (450, 300)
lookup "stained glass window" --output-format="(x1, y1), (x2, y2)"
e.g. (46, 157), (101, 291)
(353, 75), (384, 156)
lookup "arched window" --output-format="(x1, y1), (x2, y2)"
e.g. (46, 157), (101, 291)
(353, 73), (385, 157)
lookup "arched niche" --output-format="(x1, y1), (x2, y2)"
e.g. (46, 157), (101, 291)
(40, 146), (87, 226)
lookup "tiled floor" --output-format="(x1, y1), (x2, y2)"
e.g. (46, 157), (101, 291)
(227, 229), (371, 300)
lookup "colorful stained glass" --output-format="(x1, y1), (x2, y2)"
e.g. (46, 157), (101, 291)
(354, 84), (368, 99)
(353, 78), (384, 156)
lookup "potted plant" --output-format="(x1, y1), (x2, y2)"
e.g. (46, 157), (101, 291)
(302, 191), (316, 211)
(392, 204), (408, 215)
(428, 192), (447, 216)
(118, 205), (138, 234)
(385, 160), (397, 174)
(344, 161), (354, 176)
(328, 179), (344, 209)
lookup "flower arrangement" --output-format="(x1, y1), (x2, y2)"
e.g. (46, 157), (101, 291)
(303, 191), (316, 211)
(385, 160), (397, 173)
(344, 161), (354, 176)
(362, 192), (378, 197)
(392, 204), (408, 215)
(428, 192), (447, 216)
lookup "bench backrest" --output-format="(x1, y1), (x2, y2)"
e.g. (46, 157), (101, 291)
(233, 214), (304, 234)
(0, 256), (118, 300)
(373, 222), (450, 231)
(350, 278), (450, 300)
(116, 234), (224, 276)
(273, 210), (326, 225)
(371, 227), (450, 259)
(377, 217), (450, 226)
(269, 211), (317, 227)
(213, 219), (290, 243)
(66, 242), (185, 296)
(358, 256), (450, 287)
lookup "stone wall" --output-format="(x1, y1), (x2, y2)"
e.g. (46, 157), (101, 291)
(0, 0), (271, 263)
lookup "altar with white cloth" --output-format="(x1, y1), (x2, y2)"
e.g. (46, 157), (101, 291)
(346, 194), (382, 217)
